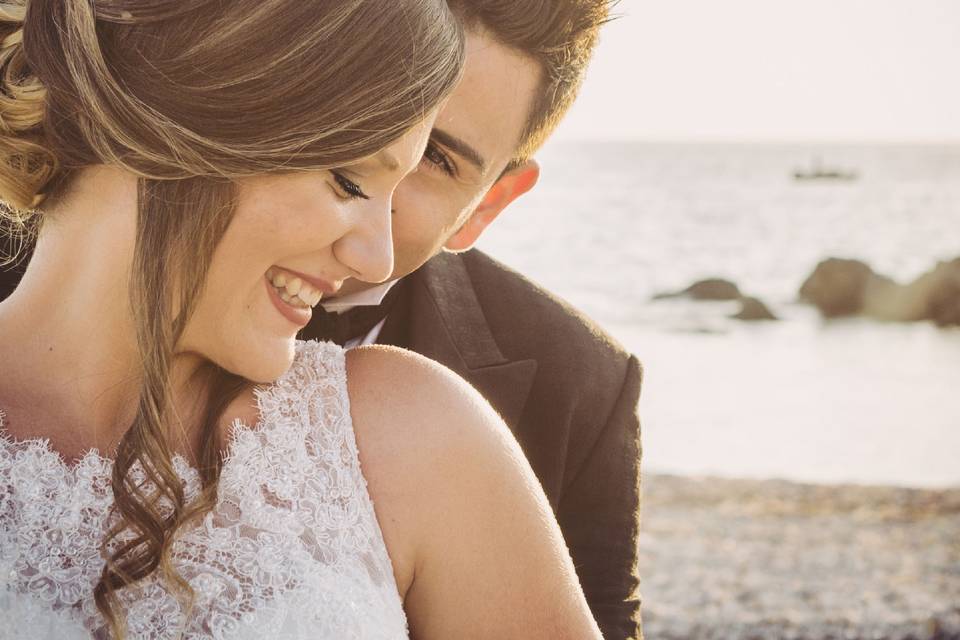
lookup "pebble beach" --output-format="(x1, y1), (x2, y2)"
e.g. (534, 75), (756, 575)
(639, 474), (960, 639)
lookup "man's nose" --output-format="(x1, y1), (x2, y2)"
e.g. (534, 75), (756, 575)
(337, 201), (395, 284)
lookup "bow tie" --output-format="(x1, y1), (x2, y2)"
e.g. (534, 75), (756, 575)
(299, 281), (403, 346)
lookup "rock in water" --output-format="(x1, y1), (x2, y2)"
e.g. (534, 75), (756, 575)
(653, 278), (742, 301)
(732, 296), (777, 321)
(681, 278), (742, 300)
(799, 258), (892, 317)
(799, 256), (960, 324)
(922, 258), (960, 327)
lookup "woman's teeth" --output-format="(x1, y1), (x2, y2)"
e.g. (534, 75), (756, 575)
(267, 268), (323, 308)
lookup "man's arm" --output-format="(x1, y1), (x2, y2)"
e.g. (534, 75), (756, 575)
(556, 355), (643, 640)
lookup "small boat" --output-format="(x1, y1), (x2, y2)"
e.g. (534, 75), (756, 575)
(792, 157), (858, 181)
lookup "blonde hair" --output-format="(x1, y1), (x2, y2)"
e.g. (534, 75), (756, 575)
(0, 0), (463, 636)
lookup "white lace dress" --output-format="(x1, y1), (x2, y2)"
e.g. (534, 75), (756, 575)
(0, 341), (409, 639)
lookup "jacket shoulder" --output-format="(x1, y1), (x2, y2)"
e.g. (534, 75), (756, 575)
(459, 249), (636, 380)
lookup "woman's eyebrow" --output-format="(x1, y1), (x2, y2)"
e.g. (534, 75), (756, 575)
(430, 127), (486, 173)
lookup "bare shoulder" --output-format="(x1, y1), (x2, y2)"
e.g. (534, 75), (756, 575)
(345, 345), (517, 462)
(343, 345), (524, 588)
(345, 345), (500, 435)
(345, 346), (601, 638)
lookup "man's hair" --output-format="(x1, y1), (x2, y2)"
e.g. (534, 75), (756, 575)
(448, 0), (614, 169)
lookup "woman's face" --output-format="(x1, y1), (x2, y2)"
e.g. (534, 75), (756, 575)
(177, 118), (435, 382)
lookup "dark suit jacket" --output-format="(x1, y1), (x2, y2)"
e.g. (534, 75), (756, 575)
(369, 249), (643, 640)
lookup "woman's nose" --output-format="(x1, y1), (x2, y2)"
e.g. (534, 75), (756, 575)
(336, 200), (395, 284)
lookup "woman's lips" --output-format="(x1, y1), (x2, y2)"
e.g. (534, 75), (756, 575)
(266, 266), (325, 307)
(277, 267), (338, 296)
(265, 275), (312, 327)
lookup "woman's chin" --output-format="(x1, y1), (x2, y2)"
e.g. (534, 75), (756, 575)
(221, 335), (297, 384)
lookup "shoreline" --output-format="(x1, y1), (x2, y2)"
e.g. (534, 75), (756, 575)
(639, 473), (960, 639)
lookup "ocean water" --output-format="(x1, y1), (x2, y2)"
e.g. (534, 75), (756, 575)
(477, 142), (960, 488)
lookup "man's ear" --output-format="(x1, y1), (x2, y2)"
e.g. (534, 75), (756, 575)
(444, 159), (540, 252)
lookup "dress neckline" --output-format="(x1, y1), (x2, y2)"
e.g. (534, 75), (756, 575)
(0, 388), (269, 480)
(0, 340), (341, 478)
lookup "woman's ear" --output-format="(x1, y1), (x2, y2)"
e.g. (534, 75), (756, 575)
(444, 159), (540, 252)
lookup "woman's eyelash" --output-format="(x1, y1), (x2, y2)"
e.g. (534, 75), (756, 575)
(331, 171), (369, 200)
(422, 141), (455, 176)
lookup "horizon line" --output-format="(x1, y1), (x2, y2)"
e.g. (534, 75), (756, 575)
(548, 136), (960, 146)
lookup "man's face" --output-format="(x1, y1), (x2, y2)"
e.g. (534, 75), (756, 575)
(332, 29), (542, 298)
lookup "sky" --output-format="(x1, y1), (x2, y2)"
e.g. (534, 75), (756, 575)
(552, 0), (960, 143)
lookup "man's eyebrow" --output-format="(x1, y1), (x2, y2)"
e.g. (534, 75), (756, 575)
(431, 128), (486, 173)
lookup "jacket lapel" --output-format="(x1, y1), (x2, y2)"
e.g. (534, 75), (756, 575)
(380, 253), (537, 431)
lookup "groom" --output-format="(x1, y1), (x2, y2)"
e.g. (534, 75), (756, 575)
(307, 2), (643, 638)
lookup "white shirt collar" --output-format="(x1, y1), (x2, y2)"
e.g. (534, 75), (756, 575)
(320, 279), (399, 313)
(343, 317), (388, 350)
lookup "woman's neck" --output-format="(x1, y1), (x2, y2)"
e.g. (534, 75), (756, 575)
(0, 167), (209, 459)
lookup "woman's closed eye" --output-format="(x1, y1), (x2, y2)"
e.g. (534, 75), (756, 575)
(420, 140), (456, 177)
(330, 170), (370, 201)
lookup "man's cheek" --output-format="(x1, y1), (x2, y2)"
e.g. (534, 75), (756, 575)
(392, 170), (433, 214)
(392, 211), (443, 261)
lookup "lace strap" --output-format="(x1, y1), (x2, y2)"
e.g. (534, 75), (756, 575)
(216, 340), (365, 530)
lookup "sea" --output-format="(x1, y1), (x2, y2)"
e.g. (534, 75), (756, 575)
(477, 141), (960, 489)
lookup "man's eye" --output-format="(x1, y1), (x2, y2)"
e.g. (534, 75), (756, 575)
(331, 171), (369, 200)
(421, 141), (455, 177)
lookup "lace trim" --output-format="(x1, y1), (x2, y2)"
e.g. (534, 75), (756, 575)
(0, 340), (408, 639)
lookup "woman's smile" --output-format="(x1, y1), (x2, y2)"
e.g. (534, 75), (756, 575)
(266, 266), (326, 308)
(265, 267), (324, 327)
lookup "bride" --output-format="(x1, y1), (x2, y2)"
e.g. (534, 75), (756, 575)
(0, 0), (603, 638)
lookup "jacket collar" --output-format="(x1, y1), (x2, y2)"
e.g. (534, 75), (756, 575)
(384, 252), (537, 430)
